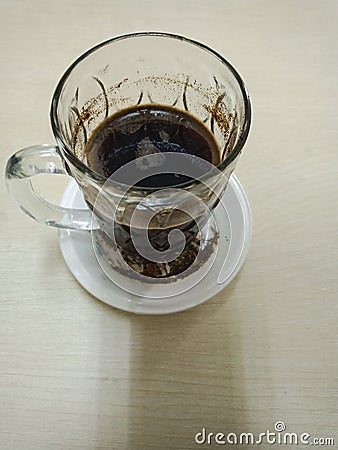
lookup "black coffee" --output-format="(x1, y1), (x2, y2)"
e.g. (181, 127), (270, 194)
(85, 104), (220, 187)
(84, 104), (220, 278)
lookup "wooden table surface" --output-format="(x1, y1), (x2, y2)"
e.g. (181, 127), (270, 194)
(1, 1), (337, 449)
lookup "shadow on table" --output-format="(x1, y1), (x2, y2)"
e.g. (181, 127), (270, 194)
(125, 277), (246, 450)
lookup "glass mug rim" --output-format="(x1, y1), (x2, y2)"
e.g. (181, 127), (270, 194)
(50, 31), (252, 190)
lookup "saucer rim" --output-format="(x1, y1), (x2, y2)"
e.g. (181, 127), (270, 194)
(58, 175), (252, 315)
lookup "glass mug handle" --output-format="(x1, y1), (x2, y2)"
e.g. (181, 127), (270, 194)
(5, 144), (95, 230)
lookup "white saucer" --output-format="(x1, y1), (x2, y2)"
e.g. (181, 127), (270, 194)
(58, 175), (252, 314)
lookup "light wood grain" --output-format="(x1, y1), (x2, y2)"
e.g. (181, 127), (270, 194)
(1, 1), (337, 449)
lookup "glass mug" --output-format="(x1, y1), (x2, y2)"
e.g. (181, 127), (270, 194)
(5, 32), (251, 282)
